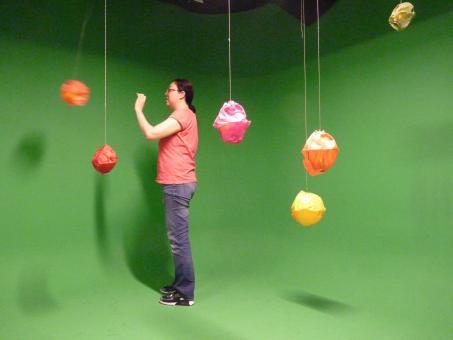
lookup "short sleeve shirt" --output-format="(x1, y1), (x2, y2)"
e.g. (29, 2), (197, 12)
(156, 108), (198, 184)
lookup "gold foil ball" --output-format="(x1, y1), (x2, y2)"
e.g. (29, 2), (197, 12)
(389, 2), (415, 32)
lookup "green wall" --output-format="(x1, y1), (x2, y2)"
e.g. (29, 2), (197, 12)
(1, 1), (452, 339)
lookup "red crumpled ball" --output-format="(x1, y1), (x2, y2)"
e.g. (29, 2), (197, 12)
(60, 80), (90, 106)
(92, 144), (118, 174)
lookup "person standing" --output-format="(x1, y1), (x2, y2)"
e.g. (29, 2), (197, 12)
(134, 79), (198, 306)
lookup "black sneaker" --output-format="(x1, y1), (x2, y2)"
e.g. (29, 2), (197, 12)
(159, 292), (194, 306)
(159, 285), (176, 295)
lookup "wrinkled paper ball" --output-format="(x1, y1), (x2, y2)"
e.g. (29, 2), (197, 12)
(389, 2), (415, 32)
(291, 190), (326, 226)
(60, 80), (90, 106)
(213, 100), (251, 144)
(302, 130), (339, 176)
(92, 144), (118, 174)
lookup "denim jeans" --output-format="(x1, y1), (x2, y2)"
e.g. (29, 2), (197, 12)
(163, 182), (196, 299)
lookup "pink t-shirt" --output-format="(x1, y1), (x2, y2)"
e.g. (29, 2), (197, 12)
(156, 108), (198, 184)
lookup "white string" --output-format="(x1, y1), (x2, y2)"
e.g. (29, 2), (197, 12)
(316, 0), (322, 129)
(104, 0), (107, 144)
(300, 0), (308, 190)
(228, 0), (232, 101)
(301, 1), (307, 145)
(72, 5), (92, 79)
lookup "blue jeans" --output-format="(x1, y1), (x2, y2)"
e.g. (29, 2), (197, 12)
(163, 183), (196, 299)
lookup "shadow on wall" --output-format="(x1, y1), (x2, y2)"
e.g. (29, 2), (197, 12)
(12, 131), (46, 174)
(121, 144), (173, 293)
(94, 175), (112, 267)
(406, 122), (453, 162)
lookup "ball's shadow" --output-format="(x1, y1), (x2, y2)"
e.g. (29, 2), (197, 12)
(283, 290), (355, 315)
(16, 266), (59, 316)
(94, 174), (112, 267)
(12, 131), (46, 174)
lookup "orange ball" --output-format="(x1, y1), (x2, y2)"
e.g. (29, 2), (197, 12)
(303, 148), (339, 176)
(60, 80), (90, 106)
(302, 130), (339, 176)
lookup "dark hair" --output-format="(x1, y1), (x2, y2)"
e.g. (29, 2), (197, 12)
(173, 78), (196, 113)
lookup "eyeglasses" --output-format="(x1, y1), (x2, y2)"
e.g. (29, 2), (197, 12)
(166, 88), (180, 94)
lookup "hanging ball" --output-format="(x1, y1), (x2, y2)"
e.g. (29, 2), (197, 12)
(92, 144), (118, 174)
(60, 80), (90, 106)
(291, 190), (326, 226)
(302, 130), (339, 176)
(389, 2), (415, 32)
(213, 100), (251, 144)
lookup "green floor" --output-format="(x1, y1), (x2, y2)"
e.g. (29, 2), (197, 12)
(2, 228), (452, 339)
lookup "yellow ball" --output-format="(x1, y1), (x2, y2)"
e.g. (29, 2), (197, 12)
(291, 190), (326, 226)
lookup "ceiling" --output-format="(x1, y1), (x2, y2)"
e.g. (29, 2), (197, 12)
(159, 0), (338, 25)
(1, 0), (452, 76)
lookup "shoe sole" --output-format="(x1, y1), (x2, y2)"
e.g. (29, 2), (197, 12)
(159, 300), (195, 306)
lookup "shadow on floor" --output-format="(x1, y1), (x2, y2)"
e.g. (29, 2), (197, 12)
(16, 266), (59, 316)
(283, 290), (355, 315)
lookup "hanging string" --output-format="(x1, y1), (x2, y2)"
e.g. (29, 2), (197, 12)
(300, 0), (308, 190)
(316, 0), (322, 129)
(104, 0), (108, 144)
(72, 4), (93, 79)
(300, 0), (307, 143)
(228, 0), (232, 101)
